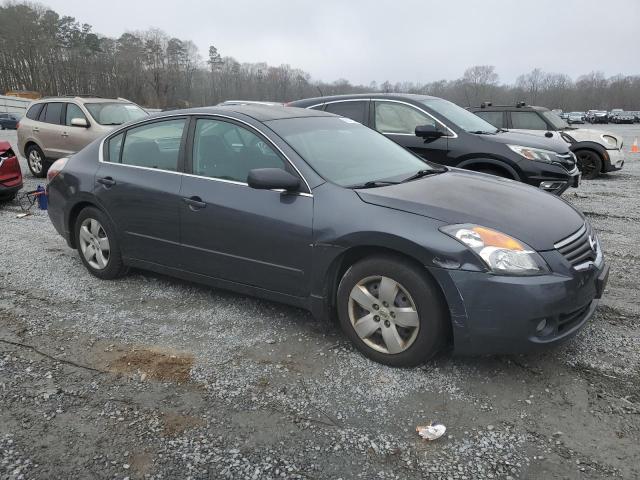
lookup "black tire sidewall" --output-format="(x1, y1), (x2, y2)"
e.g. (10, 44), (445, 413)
(74, 206), (127, 280)
(26, 145), (47, 178)
(336, 255), (447, 367)
(577, 150), (602, 180)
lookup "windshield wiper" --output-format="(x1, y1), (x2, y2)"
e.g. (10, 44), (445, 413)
(349, 180), (400, 189)
(469, 130), (498, 135)
(400, 168), (445, 183)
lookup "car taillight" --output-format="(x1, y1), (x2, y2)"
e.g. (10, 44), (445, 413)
(47, 157), (69, 183)
(15, 122), (20, 129)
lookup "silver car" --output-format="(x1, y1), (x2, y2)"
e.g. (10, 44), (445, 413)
(17, 96), (148, 177)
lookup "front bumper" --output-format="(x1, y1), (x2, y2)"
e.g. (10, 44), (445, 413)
(538, 166), (580, 195)
(429, 260), (608, 355)
(0, 182), (22, 198)
(604, 148), (625, 172)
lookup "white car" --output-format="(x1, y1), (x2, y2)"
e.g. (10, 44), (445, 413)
(471, 104), (625, 179)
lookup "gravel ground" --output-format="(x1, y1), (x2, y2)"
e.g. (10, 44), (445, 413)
(1, 125), (639, 479)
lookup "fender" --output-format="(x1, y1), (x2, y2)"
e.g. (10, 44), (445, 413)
(456, 157), (521, 180)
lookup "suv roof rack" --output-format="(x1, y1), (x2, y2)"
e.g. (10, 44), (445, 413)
(480, 101), (493, 108)
(516, 101), (526, 108)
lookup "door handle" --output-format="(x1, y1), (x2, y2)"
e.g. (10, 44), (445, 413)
(183, 196), (206, 210)
(61, 132), (69, 137)
(33, 127), (39, 132)
(97, 176), (116, 187)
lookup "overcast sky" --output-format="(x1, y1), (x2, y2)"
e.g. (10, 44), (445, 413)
(41, 0), (639, 85)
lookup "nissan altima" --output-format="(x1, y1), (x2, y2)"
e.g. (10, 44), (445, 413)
(46, 105), (609, 367)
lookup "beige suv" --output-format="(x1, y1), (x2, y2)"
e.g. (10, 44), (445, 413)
(18, 96), (149, 177)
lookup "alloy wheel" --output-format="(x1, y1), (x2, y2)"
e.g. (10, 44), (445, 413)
(79, 218), (110, 270)
(28, 150), (43, 174)
(348, 275), (420, 354)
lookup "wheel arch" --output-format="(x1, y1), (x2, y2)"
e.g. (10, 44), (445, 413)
(66, 198), (116, 249)
(456, 158), (520, 180)
(570, 142), (609, 172)
(318, 244), (453, 344)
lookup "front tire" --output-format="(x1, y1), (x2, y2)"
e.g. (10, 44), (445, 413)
(336, 255), (448, 367)
(26, 145), (47, 178)
(75, 207), (128, 279)
(575, 150), (602, 180)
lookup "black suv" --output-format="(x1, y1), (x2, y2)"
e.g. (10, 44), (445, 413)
(288, 94), (580, 195)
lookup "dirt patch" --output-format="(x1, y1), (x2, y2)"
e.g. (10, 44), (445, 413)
(107, 347), (194, 383)
(161, 412), (205, 436)
(128, 451), (154, 479)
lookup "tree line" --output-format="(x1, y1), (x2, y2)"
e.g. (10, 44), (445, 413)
(1, 2), (638, 111)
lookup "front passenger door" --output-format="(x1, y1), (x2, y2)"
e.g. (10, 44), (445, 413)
(179, 117), (313, 296)
(373, 101), (450, 165)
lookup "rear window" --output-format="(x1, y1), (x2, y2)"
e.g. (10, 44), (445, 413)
(26, 103), (44, 120)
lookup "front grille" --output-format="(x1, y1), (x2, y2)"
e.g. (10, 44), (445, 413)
(554, 223), (597, 267)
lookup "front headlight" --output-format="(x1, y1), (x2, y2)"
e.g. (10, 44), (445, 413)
(601, 135), (617, 148)
(507, 144), (557, 163)
(440, 224), (549, 276)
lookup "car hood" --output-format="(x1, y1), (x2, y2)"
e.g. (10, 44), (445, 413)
(563, 128), (623, 147)
(478, 130), (571, 153)
(356, 169), (584, 251)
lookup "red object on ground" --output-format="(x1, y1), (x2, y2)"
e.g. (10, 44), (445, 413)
(0, 141), (23, 196)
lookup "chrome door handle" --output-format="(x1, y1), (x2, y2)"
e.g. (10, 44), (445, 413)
(33, 127), (39, 132)
(61, 132), (69, 137)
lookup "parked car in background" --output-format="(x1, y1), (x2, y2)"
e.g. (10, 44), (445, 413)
(586, 110), (608, 124)
(0, 112), (21, 130)
(469, 103), (624, 179)
(609, 111), (635, 124)
(567, 112), (585, 124)
(288, 94), (580, 195)
(17, 96), (149, 178)
(46, 104), (609, 366)
(0, 141), (23, 202)
(560, 112), (570, 120)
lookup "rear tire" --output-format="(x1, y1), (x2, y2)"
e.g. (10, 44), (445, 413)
(575, 150), (602, 180)
(75, 206), (128, 280)
(336, 255), (448, 367)
(26, 144), (47, 178)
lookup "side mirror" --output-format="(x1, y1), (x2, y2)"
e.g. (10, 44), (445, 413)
(415, 124), (445, 139)
(248, 168), (300, 192)
(71, 118), (89, 128)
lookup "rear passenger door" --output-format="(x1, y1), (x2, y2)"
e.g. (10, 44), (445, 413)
(95, 118), (188, 266)
(36, 102), (67, 159)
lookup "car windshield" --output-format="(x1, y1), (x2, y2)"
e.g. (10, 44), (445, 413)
(84, 102), (148, 125)
(421, 98), (498, 133)
(541, 111), (569, 129)
(268, 116), (437, 187)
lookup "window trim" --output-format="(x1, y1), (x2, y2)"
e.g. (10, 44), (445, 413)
(99, 113), (312, 196)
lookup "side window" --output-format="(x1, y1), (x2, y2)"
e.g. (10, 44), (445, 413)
(325, 101), (367, 124)
(511, 111), (548, 130)
(26, 103), (44, 120)
(119, 119), (186, 171)
(474, 111), (504, 128)
(65, 103), (87, 126)
(374, 102), (435, 134)
(107, 132), (123, 163)
(192, 118), (286, 183)
(43, 102), (63, 125)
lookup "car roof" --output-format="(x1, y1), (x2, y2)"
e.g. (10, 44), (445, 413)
(33, 96), (132, 104)
(289, 92), (441, 106)
(150, 104), (335, 122)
